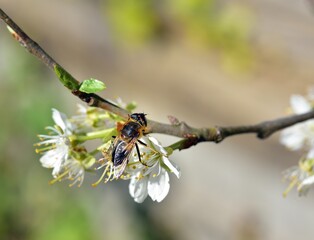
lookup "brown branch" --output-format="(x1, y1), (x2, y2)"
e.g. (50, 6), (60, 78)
(0, 8), (129, 119)
(150, 110), (314, 150)
(1, 8), (314, 151)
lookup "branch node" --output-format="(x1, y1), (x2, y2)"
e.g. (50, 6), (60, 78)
(167, 115), (180, 125)
(257, 129), (272, 139)
(181, 135), (199, 150)
(180, 121), (192, 133)
(72, 90), (92, 104)
(213, 127), (224, 143)
(257, 121), (275, 139)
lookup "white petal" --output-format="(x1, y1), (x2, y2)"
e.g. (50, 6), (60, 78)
(280, 126), (305, 150)
(40, 148), (64, 168)
(40, 151), (59, 168)
(301, 175), (314, 186)
(52, 108), (72, 134)
(129, 176), (148, 203)
(307, 148), (314, 159)
(148, 169), (170, 202)
(40, 151), (63, 176)
(148, 136), (167, 155)
(76, 104), (87, 114)
(290, 95), (311, 114)
(162, 156), (180, 178)
(52, 109), (66, 130)
(142, 162), (159, 176)
(40, 144), (68, 176)
(52, 160), (63, 177)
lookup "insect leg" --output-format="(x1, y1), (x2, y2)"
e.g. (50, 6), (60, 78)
(137, 139), (147, 146)
(138, 139), (161, 156)
(135, 143), (148, 166)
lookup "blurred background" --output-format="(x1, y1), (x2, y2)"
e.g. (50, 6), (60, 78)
(1, 0), (314, 239)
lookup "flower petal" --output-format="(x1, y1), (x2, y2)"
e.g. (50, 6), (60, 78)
(148, 168), (170, 202)
(148, 136), (167, 155)
(40, 150), (60, 168)
(307, 148), (314, 159)
(280, 126), (305, 150)
(52, 108), (72, 134)
(162, 156), (181, 178)
(129, 176), (148, 203)
(290, 95), (311, 114)
(301, 175), (314, 186)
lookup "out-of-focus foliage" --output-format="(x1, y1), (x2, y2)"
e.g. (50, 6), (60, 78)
(104, 0), (163, 45)
(103, 0), (254, 72)
(0, 38), (95, 240)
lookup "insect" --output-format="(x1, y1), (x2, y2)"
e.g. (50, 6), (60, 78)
(95, 113), (148, 184)
(110, 113), (148, 177)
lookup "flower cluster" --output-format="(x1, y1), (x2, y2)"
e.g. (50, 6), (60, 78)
(35, 108), (96, 187)
(35, 105), (180, 203)
(280, 93), (314, 195)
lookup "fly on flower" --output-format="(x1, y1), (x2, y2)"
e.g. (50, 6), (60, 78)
(93, 113), (148, 185)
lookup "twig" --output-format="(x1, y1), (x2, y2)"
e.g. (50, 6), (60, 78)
(150, 110), (314, 150)
(1, 8), (314, 151)
(0, 8), (128, 119)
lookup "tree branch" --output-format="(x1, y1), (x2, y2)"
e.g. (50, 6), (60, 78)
(150, 110), (314, 150)
(1, 8), (314, 151)
(0, 8), (128, 119)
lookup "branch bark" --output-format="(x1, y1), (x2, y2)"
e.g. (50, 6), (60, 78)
(0, 8), (128, 119)
(1, 8), (313, 151)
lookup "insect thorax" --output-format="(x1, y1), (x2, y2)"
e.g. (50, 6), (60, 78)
(121, 121), (142, 139)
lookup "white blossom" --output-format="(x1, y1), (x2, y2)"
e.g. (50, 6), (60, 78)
(51, 156), (87, 187)
(283, 159), (314, 196)
(36, 107), (180, 199)
(127, 136), (180, 203)
(35, 108), (73, 177)
(280, 95), (314, 156)
(71, 104), (115, 131)
(280, 94), (314, 195)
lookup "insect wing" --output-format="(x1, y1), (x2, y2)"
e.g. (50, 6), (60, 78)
(112, 139), (128, 166)
(112, 139), (133, 177)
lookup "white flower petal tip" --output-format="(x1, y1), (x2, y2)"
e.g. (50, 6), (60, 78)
(290, 95), (311, 114)
(163, 157), (180, 179)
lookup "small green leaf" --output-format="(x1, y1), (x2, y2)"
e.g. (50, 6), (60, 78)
(126, 101), (137, 112)
(79, 78), (106, 93)
(54, 65), (80, 90)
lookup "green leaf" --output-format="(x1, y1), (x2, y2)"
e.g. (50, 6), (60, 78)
(54, 65), (80, 90)
(79, 78), (106, 93)
(126, 101), (137, 112)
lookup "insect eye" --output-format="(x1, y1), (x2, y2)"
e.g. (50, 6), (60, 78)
(130, 113), (147, 126)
